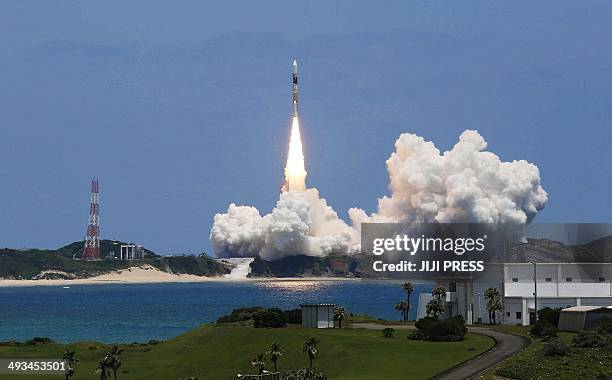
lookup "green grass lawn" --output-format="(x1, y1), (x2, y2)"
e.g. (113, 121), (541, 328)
(0, 325), (493, 380)
(344, 313), (415, 326)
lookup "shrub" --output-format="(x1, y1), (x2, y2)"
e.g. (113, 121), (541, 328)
(542, 338), (571, 356)
(595, 318), (612, 335)
(537, 307), (561, 327)
(217, 307), (300, 326)
(284, 308), (302, 324)
(283, 368), (327, 380)
(253, 309), (287, 328)
(216, 307), (267, 324)
(407, 331), (426, 341)
(530, 320), (558, 340)
(411, 315), (467, 342)
(495, 361), (531, 379)
(572, 331), (609, 348)
(382, 328), (394, 338)
(25, 337), (54, 345)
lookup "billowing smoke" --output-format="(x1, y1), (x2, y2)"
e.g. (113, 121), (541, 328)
(210, 129), (548, 260)
(210, 188), (358, 261)
(349, 130), (548, 227)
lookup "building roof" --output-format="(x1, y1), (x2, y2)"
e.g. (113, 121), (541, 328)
(561, 306), (607, 313)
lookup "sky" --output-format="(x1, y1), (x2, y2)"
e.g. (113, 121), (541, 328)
(0, 1), (610, 254)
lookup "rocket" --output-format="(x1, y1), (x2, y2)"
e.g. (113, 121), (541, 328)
(292, 59), (299, 117)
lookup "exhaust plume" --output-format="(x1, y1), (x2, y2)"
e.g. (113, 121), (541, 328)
(282, 116), (307, 192)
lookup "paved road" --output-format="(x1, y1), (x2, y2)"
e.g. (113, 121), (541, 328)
(349, 323), (530, 380)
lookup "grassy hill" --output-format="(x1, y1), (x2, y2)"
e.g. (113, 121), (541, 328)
(0, 325), (493, 380)
(0, 240), (229, 279)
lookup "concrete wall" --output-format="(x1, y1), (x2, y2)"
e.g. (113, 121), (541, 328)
(301, 305), (334, 329)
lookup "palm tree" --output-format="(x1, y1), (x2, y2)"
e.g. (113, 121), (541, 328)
(62, 350), (78, 380)
(303, 337), (319, 369)
(251, 353), (265, 375)
(334, 307), (346, 328)
(95, 353), (112, 380)
(267, 342), (282, 373)
(394, 300), (409, 321)
(108, 346), (123, 380)
(401, 281), (414, 318)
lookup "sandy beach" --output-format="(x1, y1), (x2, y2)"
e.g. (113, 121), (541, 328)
(0, 266), (362, 287)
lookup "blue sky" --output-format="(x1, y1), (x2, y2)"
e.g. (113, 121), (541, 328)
(0, 1), (610, 254)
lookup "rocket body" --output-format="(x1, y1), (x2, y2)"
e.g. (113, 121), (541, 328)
(292, 59), (298, 117)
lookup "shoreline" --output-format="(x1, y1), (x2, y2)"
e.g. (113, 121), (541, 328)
(0, 267), (367, 287)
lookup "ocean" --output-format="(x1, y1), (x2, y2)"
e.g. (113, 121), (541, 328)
(0, 281), (432, 343)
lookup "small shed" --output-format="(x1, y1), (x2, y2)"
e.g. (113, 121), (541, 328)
(300, 304), (335, 329)
(558, 306), (612, 331)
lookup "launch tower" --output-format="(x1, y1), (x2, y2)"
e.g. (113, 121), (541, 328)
(82, 177), (101, 260)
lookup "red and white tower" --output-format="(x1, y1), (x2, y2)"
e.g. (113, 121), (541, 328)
(82, 177), (100, 260)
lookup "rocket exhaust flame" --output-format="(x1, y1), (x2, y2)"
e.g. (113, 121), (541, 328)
(283, 116), (307, 192)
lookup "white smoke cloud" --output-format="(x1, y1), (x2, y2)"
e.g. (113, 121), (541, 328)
(349, 130), (548, 226)
(211, 189), (359, 261)
(210, 130), (548, 260)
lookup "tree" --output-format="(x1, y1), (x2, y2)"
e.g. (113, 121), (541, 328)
(426, 286), (447, 318)
(394, 300), (409, 321)
(426, 299), (445, 318)
(401, 282), (414, 319)
(303, 338), (319, 369)
(267, 342), (282, 373)
(62, 350), (78, 380)
(107, 346), (123, 380)
(484, 288), (502, 325)
(431, 286), (446, 301)
(334, 307), (346, 328)
(95, 353), (112, 380)
(251, 353), (265, 375)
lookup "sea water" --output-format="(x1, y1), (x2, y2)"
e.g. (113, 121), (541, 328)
(0, 281), (432, 343)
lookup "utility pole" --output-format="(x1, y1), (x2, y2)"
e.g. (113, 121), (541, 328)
(477, 292), (482, 324)
(532, 261), (538, 322)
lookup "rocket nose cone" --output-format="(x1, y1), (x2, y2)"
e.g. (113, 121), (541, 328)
(292, 60), (298, 73)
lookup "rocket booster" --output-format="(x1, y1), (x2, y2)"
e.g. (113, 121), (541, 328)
(292, 59), (298, 117)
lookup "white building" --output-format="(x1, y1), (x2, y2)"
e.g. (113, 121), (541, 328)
(424, 263), (612, 326)
(301, 304), (335, 328)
